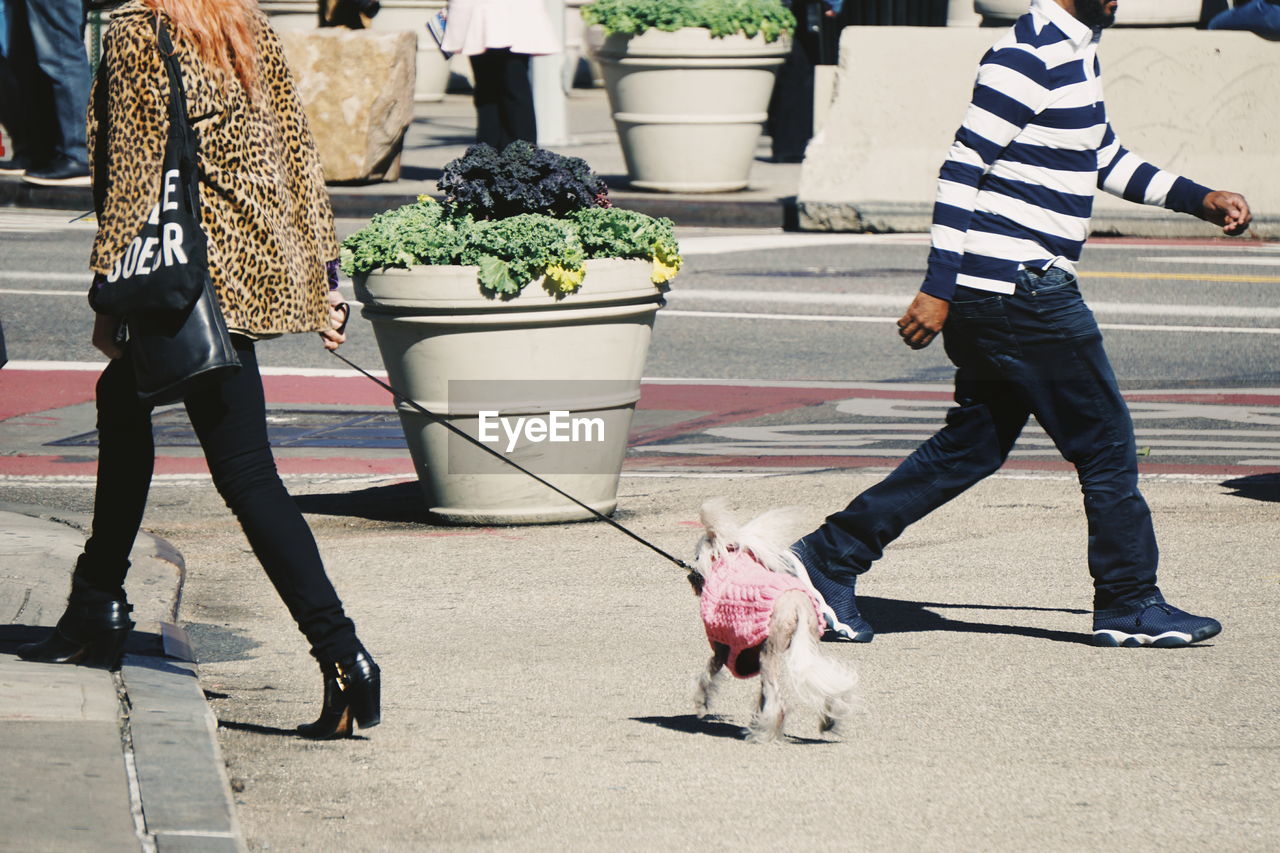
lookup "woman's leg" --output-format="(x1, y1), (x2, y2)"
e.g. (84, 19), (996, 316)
(182, 337), (359, 662)
(75, 353), (155, 600)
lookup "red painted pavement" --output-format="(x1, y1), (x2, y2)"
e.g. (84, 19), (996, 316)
(2, 367), (1277, 479)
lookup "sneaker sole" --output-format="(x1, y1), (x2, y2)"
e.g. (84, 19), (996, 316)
(21, 175), (91, 187)
(1092, 623), (1221, 647)
(822, 626), (874, 643)
(786, 550), (874, 643)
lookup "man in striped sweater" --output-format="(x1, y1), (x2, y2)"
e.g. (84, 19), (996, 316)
(790, 0), (1252, 648)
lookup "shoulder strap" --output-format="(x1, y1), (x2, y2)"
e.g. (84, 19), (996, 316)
(154, 18), (202, 214)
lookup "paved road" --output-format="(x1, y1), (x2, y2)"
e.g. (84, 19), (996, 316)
(2, 209), (1279, 482)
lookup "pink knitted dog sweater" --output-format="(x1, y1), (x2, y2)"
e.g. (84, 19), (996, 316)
(699, 549), (826, 678)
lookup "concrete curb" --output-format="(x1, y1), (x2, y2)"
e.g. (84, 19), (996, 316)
(0, 175), (793, 229)
(121, 654), (246, 853)
(0, 506), (246, 853)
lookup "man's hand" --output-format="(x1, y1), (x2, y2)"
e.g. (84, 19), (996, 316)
(897, 291), (950, 350)
(92, 313), (124, 360)
(1200, 190), (1252, 236)
(319, 289), (350, 352)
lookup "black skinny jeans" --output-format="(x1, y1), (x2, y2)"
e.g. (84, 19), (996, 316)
(469, 48), (536, 150)
(76, 335), (359, 662)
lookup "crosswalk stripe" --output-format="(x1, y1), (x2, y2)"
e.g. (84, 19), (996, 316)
(1085, 270), (1280, 284)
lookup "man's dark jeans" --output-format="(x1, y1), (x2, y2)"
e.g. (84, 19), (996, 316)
(24, 0), (89, 165)
(799, 267), (1160, 610)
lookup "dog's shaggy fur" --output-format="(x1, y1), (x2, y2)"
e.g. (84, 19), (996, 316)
(690, 499), (858, 743)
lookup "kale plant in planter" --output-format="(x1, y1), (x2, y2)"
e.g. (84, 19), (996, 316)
(581, 0), (794, 192)
(340, 141), (682, 297)
(582, 0), (794, 40)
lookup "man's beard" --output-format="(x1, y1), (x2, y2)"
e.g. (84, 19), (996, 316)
(1076, 0), (1117, 28)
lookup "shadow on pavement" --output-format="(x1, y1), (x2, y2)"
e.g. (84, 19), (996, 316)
(295, 481), (431, 524)
(0, 624), (49, 650)
(216, 719), (307, 738)
(631, 715), (833, 745)
(0, 624), (168, 657)
(857, 596), (1091, 645)
(1220, 473), (1280, 502)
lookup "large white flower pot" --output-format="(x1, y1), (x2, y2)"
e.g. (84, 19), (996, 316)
(370, 0), (451, 102)
(593, 28), (789, 192)
(356, 259), (664, 525)
(975, 0), (1201, 25)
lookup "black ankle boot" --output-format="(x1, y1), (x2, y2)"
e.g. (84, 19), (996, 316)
(297, 649), (381, 739)
(17, 598), (134, 671)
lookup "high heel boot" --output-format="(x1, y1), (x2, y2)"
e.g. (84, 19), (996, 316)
(17, 597), (134, 671)
(297, 649), (381, 739)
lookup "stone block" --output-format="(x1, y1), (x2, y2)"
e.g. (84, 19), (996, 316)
(278, 28), (417, 184)
(798, 27), (1280, 238)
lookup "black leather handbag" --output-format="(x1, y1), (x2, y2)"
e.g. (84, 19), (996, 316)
(92, 19), (239, 405)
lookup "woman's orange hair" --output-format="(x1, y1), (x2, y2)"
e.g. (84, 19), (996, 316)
(141, 0), (259, 93)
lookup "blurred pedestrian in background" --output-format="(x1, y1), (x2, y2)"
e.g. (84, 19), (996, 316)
(6, 0), (93, 185)
(319, 0), (380, 29)
(442, 0), (558, 149)
(767, 0), (846, 163)
(1207, 0), (1280, 37)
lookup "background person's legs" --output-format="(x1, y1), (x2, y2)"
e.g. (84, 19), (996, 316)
(469, 48), (535, 149)
(23, 0), (89, 171)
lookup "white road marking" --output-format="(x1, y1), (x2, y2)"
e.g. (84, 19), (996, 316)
(0, 289), (86, 296)
(0, 272), (90, 284)
(669, 289), (1280, 319)
(2, 359), (387, 377)
(660, 309), (1280, 335)
(0, 209), (95, 231)
(679, 232), (928, 255)
(1142, 255), (1280, 266)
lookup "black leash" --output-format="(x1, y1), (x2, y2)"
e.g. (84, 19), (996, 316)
(328, 349), (697, 577)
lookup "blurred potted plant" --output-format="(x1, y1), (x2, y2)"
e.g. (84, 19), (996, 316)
(582, 0), (794, 192)
(343, 142), (681, 524)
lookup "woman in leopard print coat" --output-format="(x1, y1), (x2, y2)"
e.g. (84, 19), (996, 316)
(19, 0), (381, 740)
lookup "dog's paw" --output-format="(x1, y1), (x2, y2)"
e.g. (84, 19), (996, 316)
(744, 726), (782, 745)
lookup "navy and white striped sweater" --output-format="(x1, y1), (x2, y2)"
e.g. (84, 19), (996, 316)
(921, 0), (1211, 301)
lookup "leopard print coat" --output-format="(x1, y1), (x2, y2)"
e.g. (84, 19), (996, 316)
(88, 1), (338, 337)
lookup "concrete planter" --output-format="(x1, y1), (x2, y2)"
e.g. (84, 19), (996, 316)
(370, 0), (451, 102)
(975, 0), (1201, 25)
(593, 28), (789, 192)
(355, 259), (664, 524)
(947, 0), (982, 27)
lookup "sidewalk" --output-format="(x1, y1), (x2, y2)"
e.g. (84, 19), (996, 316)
(3, 469), (1276, 851)
(0, 88), (801, 228)
(0, 504), (244, 853)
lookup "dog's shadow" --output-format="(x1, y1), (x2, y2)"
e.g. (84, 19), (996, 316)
(631, 714), (831, 745)
(857, 596), (1091, 645)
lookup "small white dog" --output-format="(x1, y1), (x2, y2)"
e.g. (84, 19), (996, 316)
(689, 499), (858, 743)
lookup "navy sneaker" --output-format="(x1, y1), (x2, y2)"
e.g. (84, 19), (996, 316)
(1092, 594), (1221, 647)
(790, 539), (874, 642)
